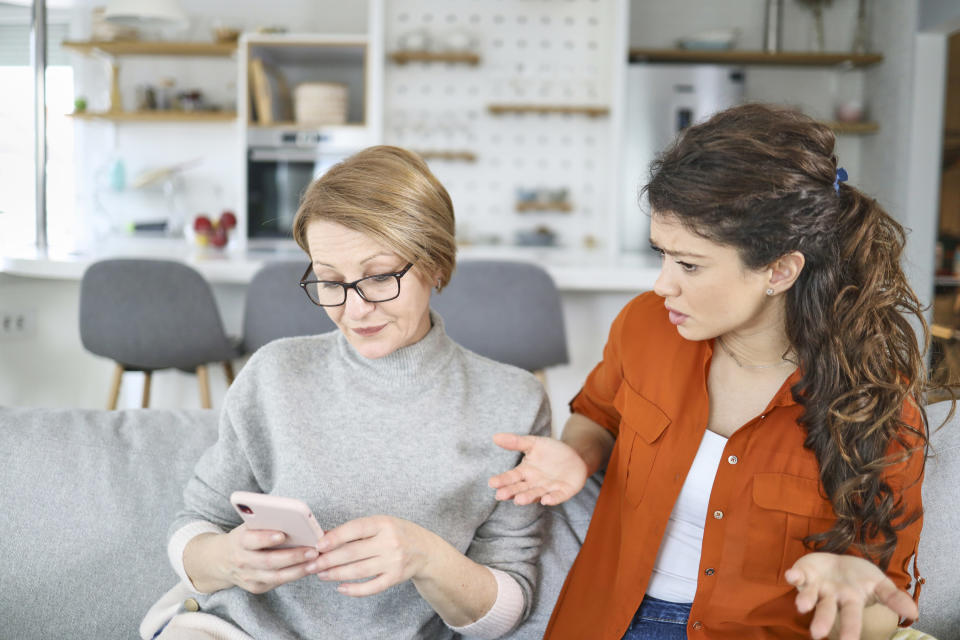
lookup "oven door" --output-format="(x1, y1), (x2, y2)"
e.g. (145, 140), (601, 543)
(247, 148), (344, 239)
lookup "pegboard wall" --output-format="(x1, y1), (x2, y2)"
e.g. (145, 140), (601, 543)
(383, 0), (622, 251)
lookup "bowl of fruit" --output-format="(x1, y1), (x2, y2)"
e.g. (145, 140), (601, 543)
(190, 210), (237, 250)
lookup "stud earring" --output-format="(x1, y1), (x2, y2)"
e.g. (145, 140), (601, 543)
(766, 288), (775, 296)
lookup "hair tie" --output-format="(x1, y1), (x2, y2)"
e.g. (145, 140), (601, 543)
(834, 167), (848, 194)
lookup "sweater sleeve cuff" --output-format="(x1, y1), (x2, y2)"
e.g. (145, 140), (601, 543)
(447, 568), (525, 639)
(168, 520), (224, 593)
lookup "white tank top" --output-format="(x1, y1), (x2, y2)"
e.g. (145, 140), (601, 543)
(645, 429), (728, 603)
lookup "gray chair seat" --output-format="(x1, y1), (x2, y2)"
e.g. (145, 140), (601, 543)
(432, 259), (569, 373)
(241, 260), (337, 355)
(79, 258), (240, 408)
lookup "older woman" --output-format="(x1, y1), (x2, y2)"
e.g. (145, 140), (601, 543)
(490, 104), (930, 640)
(145, 146), (550, 640)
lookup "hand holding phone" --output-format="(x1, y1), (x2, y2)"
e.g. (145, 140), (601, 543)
(230, 491), (324, 549)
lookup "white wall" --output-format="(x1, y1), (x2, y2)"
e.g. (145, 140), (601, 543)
(920, 0), (960, 33)
(628, 0), (864, 51)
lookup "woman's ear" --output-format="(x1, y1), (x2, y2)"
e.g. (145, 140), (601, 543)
(767, 251), (805, 294)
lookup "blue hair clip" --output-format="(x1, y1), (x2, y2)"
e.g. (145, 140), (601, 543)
(834, 167), (848, 194)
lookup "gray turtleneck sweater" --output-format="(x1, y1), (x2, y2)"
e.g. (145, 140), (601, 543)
(166, 313), (550, 640)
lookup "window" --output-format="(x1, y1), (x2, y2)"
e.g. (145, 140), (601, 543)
(0, 12), (74, 249)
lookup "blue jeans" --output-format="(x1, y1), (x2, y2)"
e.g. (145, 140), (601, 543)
(621, 595), (692, 640)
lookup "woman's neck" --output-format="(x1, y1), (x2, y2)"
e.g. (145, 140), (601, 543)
(716, 331), (796, 370)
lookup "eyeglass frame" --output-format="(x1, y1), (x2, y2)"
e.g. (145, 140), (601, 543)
(299, 262), (415, 307)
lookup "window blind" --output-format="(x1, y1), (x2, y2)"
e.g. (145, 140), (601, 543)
(0, 22), (70, 66)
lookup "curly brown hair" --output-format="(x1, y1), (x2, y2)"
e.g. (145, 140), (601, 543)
(642, 103), (929, 569)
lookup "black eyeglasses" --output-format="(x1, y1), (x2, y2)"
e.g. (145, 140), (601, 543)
(299, 262), (415, 307)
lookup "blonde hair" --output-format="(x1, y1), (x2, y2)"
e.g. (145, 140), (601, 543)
(292, 146), (457, 290)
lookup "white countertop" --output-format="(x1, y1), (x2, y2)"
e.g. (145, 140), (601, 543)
(1, 236), (661, 292)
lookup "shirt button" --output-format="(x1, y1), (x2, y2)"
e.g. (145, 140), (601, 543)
(692, 621), (704, 630)
(760, 414), (766, 420)
(184, 598), (200, 612)
(704, 568), (715, 576)
(713, 510), (724, 519)
(727, 455), (738, 464)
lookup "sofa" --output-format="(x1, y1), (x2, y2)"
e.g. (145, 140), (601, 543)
(0, 402), (956, 639)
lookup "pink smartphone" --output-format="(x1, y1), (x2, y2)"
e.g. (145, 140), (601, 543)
(229, 491), (324, 549)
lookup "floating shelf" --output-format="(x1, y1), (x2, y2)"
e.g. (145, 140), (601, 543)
(627, 48), (883, 68)
(67, 110), (237, 122)
(516, 202), (573, 213)
(389, 50), (480, 65)
(823, 120), (879, 135)
(413, 150), (478, 162)
(488, 104), (610, 118)
(62, 40), (237, 57)
(246, 121), (367, 129)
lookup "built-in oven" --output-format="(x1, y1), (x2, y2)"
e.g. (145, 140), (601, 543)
(246, 128), (367, 242)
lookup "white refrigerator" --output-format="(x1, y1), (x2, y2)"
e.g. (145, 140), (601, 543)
(620, 63), (745, 254)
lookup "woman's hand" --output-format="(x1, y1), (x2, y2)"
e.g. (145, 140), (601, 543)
(310, 515), (435, 596)
(488, 433), (589, 506)
(184, 527), (321, 594)
(785, 552), (917, 640)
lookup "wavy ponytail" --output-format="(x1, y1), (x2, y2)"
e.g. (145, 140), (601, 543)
(786, 187), (927, 567)
(643, 103), (929, 569)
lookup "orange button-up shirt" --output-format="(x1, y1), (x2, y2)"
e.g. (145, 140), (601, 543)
(544, 292), (924, 640)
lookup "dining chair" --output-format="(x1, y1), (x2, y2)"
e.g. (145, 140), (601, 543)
(79, 258), (240, 409)
(431, 259), (569, 381)
(241, 260), (336, 355)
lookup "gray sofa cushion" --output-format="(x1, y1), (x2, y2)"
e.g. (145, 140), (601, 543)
(915, 400), (960, 638)
(0, 407), (218, 639)
(503, 472), (603, 639)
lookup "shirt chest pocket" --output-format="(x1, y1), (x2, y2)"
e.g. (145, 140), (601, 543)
(742, 472), (837, 585)
(613, 385), (670, 508)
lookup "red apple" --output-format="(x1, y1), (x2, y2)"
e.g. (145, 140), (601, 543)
(211, 226), (228, 248)
(193, 215), (213, 234)
(219, 210), (237, 230)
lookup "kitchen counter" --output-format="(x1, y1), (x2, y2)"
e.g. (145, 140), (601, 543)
(1, 236), (662, 292)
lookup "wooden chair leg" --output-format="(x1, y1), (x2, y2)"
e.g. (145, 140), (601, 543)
(107, 363), (124, 410)
(197, 365), (212, 409)
(223, 361), (235, 385)
(141, 371), (152, 408)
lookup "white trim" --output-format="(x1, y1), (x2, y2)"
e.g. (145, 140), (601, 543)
(903, 32), (947, 323)
(168, 520), (225, 592)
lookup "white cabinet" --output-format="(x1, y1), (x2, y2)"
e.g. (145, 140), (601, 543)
(237, 26), (385, 247)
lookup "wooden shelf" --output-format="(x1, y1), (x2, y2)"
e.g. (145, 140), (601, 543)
(488, 104), (609, 118)
(67, 110), (237, 122)
(516, 202), (573, 213)
(823, 120), (879, 135)
(628, 48), (883, 68)
(62, 40), (237, 57)
(246, 121), (366, 129)
(412, 150), (478, 162)
(389, 50), (480, 65)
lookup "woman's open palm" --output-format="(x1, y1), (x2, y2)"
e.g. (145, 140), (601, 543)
(488, 434), (588, 506)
